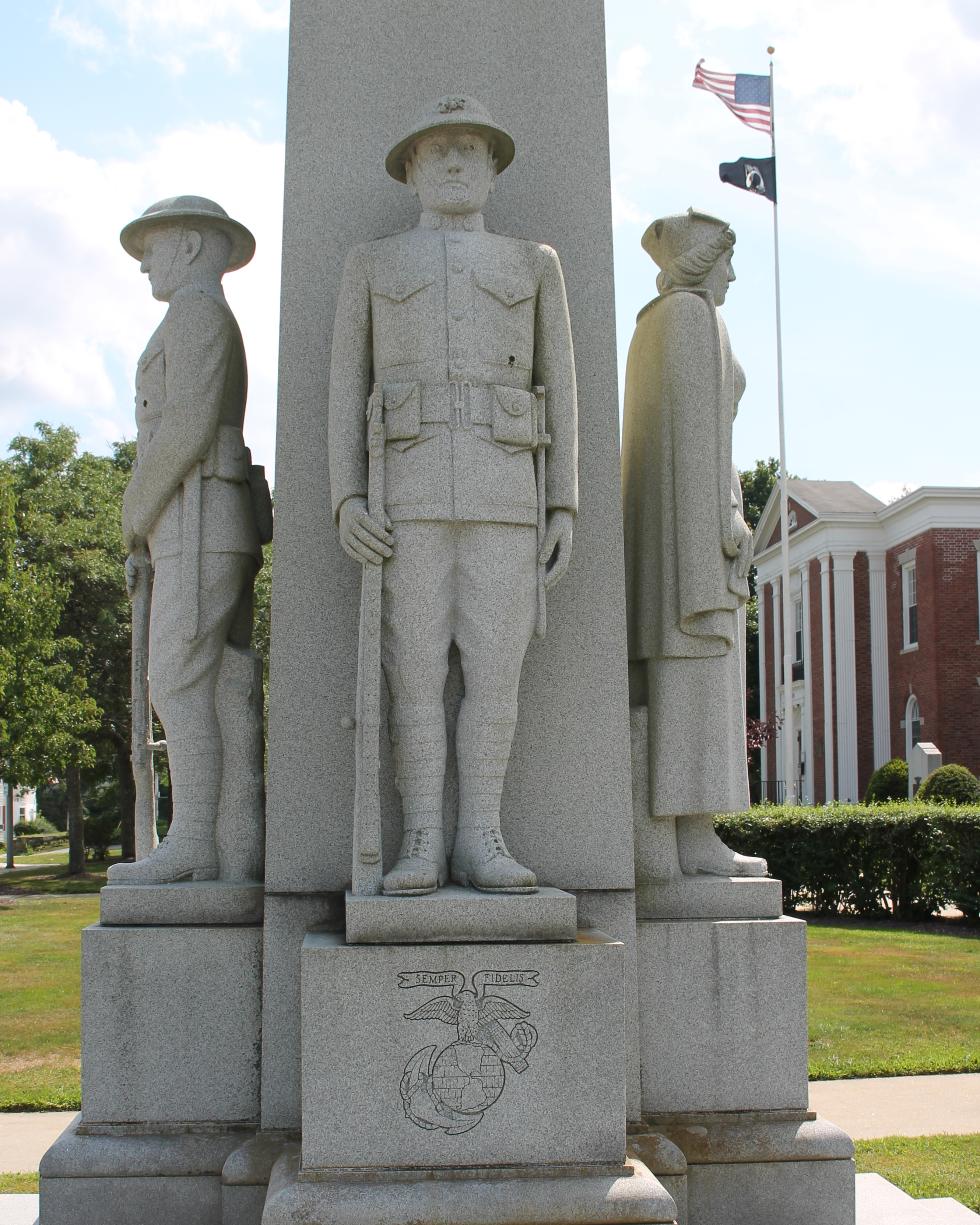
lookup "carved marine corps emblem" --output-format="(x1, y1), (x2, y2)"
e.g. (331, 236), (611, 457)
(436, 96), (467, 113)
(397, 969), (539, 1135)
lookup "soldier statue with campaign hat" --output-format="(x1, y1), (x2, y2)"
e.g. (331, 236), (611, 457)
(329, 96), (578, 896)
(109, 195), (271, 885)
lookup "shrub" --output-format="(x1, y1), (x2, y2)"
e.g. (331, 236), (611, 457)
(917, 765), (980, 805)
(13, 814), (59, 836)
(864, 758), (909, 804)
(715, 802), (980, 920)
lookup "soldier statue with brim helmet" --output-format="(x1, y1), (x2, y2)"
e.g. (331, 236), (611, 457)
(330, 95), (578, 896)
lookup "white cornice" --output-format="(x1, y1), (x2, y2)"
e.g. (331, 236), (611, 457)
(753, 487), (980, 582)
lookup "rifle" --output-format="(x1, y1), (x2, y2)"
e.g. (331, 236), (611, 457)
(533, 385), (551, 640)
(351, 385), (385, 895)
(129, 546), (161, 860)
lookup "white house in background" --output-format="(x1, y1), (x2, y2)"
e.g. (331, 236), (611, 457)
(753, 481), (980, 804)
(0, 782), (39, 830)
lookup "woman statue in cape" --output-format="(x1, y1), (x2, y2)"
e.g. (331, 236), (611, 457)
(622, 208), (766, 884)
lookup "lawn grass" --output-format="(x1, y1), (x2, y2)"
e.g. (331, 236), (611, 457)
(0, 890), (100, 1110)
(0, 1172), (39, 1192)
(807, 920), (980, 1080)
(0, 859), (111, 897)
(855, 1134), (980, 1211)
(1, 884), (978, 1109)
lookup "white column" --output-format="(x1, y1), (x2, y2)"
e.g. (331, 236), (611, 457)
(867, 550), (892, 768)
(800, 561), (815, 805)
(832, 550), (859, 802)
(772, 575), (783, 789)
(758, 579), (768, 789)
(820, 552), (835, 803)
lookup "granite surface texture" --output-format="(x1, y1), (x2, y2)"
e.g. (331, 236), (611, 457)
(81, 924), (262, 1125)
(39, 1115), (247, 1225)
(636, 916), (809, 1114)
(267, 0), (633, 894)
(261, 1150), (676, 1225)
(301, 930), (626, 1170)
(259, 893), (344, 1131)
(345, 885), (578, 943)
(99, 880), (264, 926)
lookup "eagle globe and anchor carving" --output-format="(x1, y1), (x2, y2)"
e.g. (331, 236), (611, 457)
(398, 970), (540, 1135)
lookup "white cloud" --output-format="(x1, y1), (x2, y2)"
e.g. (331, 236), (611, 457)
(0, 98), (283, 475)
(49, 5), (109, 53)
(609, 45), (652, 98)
(50, 0), (288, 71)
(606, 0), (980, 284)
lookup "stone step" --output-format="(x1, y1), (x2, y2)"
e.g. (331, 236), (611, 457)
(0, 1193), (38, 1225)
(857, 1173), (980, 1223)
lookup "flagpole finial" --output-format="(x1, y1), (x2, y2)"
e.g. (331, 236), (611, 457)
(767, 45), (775, 55)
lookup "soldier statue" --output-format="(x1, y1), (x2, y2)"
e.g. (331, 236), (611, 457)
(108, 196), (271, 885)
(329, 96), (578, 896)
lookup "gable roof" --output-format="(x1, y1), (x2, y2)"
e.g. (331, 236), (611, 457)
(754, 479), (884, 553)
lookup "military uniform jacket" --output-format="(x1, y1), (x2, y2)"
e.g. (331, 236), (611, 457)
(128, 285), (260, 565)
(328, 213), (578, 526)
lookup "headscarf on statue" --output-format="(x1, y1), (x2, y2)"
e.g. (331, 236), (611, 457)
(623, 209), (747, 664)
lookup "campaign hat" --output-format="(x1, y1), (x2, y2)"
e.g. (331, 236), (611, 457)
(120, 195), (255, 270)
(385, 95), (515, 183)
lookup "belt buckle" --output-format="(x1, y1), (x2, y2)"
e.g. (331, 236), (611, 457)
(451, 380), (471, 429)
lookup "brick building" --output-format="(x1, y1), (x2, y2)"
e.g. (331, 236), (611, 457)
(752, 481), (980, 803)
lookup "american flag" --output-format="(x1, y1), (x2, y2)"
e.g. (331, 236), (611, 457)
(693, 61), (772, 134)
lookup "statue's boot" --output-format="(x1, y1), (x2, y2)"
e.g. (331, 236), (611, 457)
(451, 716), (537, 893)
(383, 719), (447, 896)
(107, 736), (220, 884)
(675, 813), (767, 877)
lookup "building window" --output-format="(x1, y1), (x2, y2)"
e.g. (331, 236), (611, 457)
(902, 561), (918, 648)
(792, 598), (804, 681)
(975, 540), (980, 639)
(904, 694), (921, 763)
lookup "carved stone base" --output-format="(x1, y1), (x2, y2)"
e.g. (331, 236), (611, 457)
(301, 931), (626, 1171)
(39, 1115), (251, 1225)
(636, 916), (810, 1115)
(344, 885), (577, 944)
(635, 875), (782, 921)
(261, 1150), (677, 1224)
(80, 923), (262, 1126)
(634, 1113), (855, 1225)
(100, 880), (264, 926)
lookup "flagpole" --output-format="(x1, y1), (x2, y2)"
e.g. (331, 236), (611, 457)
(768, 47), (797, 805)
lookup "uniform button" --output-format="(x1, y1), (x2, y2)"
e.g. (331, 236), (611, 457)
(452, 262), (464, 273)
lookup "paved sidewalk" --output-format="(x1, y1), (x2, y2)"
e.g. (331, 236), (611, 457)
(0, 1113), (75, 1174)
(810, 1074), (980, 1140)
(0, 1075), (977, 1174)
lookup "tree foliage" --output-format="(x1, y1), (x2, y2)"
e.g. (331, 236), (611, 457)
(2, 423), (133, 869)
(0, 465), (99, 790)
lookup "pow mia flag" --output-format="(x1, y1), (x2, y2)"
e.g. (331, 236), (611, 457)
(719, 155), (777, 203)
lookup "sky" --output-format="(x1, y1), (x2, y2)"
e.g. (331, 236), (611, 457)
(1, 0), (978, 502)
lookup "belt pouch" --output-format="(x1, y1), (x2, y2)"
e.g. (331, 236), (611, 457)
(383, 382), (421, 441)
(492, 386), (538, 448)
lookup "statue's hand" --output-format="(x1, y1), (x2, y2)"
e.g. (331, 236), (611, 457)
(339, 496), (393, 567)
(125, 548), (150, 600)
(539, 509), (574, 591)
(732, 511), (753, 579)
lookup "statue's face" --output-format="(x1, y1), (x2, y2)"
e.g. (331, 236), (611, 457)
(705, 251), (735, 306)
(407, 128), (495, 215)
(139, 225), (194, 301)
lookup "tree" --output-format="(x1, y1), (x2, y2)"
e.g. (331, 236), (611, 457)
(0, 468), (99, 870)
(4, 424), (133, 868)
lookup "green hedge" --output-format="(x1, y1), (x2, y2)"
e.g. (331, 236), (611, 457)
(715, 803), (980, 920)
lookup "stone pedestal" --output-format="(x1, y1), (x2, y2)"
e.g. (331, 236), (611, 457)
(258, 928), (676, 1224)
(634, 915), (854, 1224)
(301, 931), (625, 1170)
(39, 923), (263, 1225)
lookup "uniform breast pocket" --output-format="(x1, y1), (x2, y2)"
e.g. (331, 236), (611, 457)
(137, 347), (165, 413)
(371, 274), (437, 369)
(474, 272), (536, 371)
